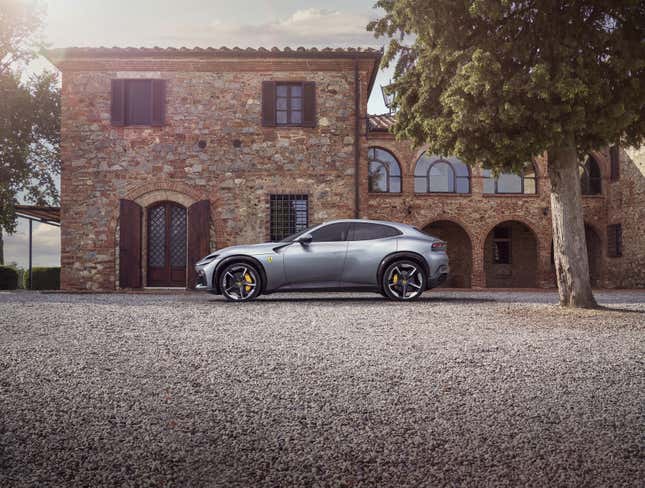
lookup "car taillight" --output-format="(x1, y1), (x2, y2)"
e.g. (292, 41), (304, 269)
(431, 241), (447, 252)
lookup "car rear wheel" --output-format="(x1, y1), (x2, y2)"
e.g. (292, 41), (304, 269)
(381, 260), (425, 301)
(219, 262), (261, 302)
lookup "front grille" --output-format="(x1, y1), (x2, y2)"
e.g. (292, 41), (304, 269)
(196, 270), (207, 287)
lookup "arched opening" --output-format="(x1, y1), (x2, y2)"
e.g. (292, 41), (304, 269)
(414, 153), (470, 193)
(147, 201), (187, 287)
(368, 147), (401, 193)
(482, 161), (538, 194)
(484, 221), (538, 287)
(579, 155), (602, 195)
(423, 220), (472, 288)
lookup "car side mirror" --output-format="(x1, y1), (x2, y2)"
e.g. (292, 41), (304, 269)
(296, 233), (313, 245)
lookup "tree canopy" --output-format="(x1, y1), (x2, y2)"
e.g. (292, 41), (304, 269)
(369, 0), (644, 171)
(0, 0), (60, 246)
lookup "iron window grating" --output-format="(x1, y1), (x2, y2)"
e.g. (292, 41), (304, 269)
(270, 194), (309, 241)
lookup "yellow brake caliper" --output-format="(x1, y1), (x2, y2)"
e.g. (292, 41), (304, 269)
(392, 273), (399, 284)
(244, 273), (253, 292)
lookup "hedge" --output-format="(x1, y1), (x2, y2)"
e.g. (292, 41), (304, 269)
(0, 266), (19, 290)
(23, 267), (61, 290)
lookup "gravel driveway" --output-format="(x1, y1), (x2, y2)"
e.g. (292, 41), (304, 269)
(1, 290), (643, 487)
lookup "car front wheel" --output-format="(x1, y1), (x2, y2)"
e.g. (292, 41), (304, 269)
(381, 260), (425, 301)
(219, 262), (261, 302)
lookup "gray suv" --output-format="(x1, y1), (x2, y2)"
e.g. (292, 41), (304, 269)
(195, 219), (449, 301)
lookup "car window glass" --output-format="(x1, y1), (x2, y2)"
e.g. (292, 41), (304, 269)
(350, 223), (402, 241)
(310, 223), (350, 242)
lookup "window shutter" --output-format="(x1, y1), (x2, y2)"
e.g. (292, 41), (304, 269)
(119, 199), (142, 288)
(302, 81), (316, 128)
(609, 145), (620, 181)
(261, 81), (276, 127)
(151, 79), (166, 126)
(111, 79), (125, 126)
(607, 224), (622, 258)
(187, 200), (211, 289)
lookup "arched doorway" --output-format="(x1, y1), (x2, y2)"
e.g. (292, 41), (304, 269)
(147, 201), (187, 287)
(423, 220), (472, 288)
(484, 221), (538, 287)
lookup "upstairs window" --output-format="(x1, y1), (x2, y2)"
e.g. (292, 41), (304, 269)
(414, 153), (470, 193)
(111, 79), (166, 126)
(483, 162), (537, 194)
(579, 156), (602, 195)
(269, 194), (308, 242)
(368, 147), (401, 193)
(262, 81), (316, 128)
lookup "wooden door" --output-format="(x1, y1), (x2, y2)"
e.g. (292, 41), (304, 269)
(147, 202), (187, 287)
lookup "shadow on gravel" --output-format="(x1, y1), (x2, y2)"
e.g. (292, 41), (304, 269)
(210, 296), (497, 304)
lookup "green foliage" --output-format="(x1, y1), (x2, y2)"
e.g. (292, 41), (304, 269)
(0, 265), (19, 289)
(23, 266), (60, 290)
(0, 0), (60, 238)
(368, 0), (645, 170)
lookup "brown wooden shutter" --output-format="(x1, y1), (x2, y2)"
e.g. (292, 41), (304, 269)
(111, 79), (126, 126)
(261, 81), (276, 127)
(302, 81), (316, 128)
(119, 199), (142, 288)
(151, 79), (166, 126)
(187, 200), (211, 288)
(607, 224), (622, 258)
(609, 145), (620, 181)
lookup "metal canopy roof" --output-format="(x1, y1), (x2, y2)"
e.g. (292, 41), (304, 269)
(15, 205), (60, 226)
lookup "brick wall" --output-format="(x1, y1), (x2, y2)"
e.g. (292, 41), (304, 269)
(363, 133), (639, 289)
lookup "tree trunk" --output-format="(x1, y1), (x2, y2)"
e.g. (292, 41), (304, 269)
(0, 230), (4, 265)
(547, 139), (598, 308)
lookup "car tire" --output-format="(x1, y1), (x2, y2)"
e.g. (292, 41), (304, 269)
(218, 262), (262, 302)
(381, 259), (426, 301)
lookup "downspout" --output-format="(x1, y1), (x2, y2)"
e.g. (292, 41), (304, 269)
(353, 57), (360, 219)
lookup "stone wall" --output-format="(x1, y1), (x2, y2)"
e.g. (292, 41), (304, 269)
(59, 58), (374, 290)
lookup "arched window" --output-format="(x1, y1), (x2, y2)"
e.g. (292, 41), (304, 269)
(482, 161), (537, 194)
(579, 155), (601, 195)
(414, 153), (470, 193)
(368, 147), (401, 193)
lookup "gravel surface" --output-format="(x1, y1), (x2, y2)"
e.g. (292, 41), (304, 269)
(1, 290), (643, 487)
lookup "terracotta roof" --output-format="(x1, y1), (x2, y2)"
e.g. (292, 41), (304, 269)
(15, 205), (60, 225)
(43, 46), (382, 60)
(367, 113), (395, 132)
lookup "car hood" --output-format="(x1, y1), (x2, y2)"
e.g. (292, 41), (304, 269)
(215, 242), (279, 257)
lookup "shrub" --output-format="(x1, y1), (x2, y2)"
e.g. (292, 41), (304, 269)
(24, 267), (61, 290)
(0, 266), (19, 290)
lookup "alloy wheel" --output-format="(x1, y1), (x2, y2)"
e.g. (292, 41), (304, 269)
(221, 264), (259, 301)
(385, 262), (424, 300)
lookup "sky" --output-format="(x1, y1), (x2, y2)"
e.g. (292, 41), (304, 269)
(4, 0), (395, 269)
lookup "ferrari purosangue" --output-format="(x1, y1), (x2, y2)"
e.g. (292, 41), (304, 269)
(195, 219), (449, 301)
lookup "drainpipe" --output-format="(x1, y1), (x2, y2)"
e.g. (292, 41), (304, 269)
(353, 57), (360, 219)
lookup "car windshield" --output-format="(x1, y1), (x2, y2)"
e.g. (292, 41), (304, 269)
(280, 224), (320, 242)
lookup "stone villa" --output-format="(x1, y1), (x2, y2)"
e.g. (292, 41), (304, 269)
(44, 46), (644, 291)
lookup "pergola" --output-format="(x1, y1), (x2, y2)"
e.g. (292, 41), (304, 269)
(14, 205), (60, 289)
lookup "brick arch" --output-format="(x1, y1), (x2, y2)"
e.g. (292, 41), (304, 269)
(480, 215), (541, 249)
(124, 180), (205, 204)
(419, 215), (475, 246)
(421, 217), (474, 288)
(482, 217), (542, 288)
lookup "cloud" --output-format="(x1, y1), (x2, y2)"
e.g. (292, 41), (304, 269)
(161, 8), (379, 48)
